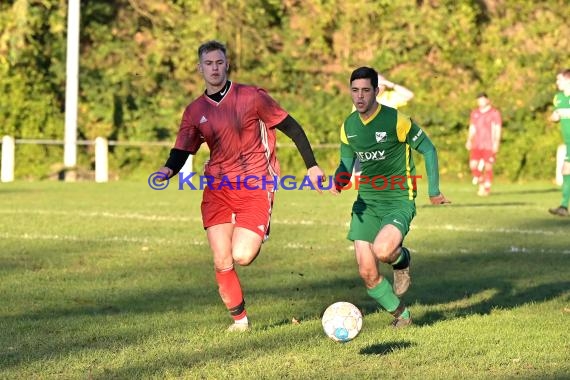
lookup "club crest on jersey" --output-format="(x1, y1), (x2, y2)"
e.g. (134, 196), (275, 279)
(375, 131), (387, 142)
(200, 116), (208, 124)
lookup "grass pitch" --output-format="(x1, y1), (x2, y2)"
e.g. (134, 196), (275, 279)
(0, 180), (568, 379)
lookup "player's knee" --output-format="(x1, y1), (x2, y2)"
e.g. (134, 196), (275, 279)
(232, 247), (260, 266)
(232, 253), (253, 266)
(371, 241), (393, 263)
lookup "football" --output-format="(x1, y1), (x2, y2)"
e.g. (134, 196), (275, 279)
(321, 301), (363, 342)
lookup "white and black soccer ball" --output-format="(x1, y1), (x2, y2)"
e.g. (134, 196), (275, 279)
(321, 301), (363, 342)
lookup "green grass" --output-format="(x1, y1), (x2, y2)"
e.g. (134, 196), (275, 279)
(0, 180), (569, 379)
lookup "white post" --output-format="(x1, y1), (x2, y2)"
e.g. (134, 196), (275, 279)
(555, 144), (566, 186)
(95, 137), (108, 183)
(64, 0), (80, 181)
(1, 136), (15, 182)
(181, 155), (193, 178)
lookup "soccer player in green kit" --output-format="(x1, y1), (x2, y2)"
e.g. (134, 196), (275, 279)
(549, 68), (570, 217)
(331, 67), (450, 328)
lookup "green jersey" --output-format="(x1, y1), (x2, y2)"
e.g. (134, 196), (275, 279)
(338, 105), (428, 201)
(553, 91), (570, 143)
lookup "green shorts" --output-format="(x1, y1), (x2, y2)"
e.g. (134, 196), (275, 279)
(347, 197), (416, 243)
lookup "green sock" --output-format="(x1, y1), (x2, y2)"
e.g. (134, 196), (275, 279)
(561, 175), (570, 208)
(367, 277), (409, 319)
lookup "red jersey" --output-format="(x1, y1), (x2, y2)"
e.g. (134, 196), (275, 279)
(174, 82), (288, 183)
(469, 107), (502, 150)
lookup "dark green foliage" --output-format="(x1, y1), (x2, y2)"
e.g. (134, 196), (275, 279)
(1, 0), (568, 180)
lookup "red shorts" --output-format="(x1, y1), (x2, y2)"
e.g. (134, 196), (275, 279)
(470, 149), (495, 164)
(201, 186), (274, 239)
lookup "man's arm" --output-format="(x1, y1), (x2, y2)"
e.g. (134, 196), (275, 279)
(158, 148), (191, 179)
(274, 115), (325, 192)
(466, 124), (476, 150)
(491, 110), (502, 153)
(492, 122), (501, 153)
(378, 75), (414, 103)
(407, 122), (450, 204)
(332, 144), (355, 194)
(274, 115), (318, 169)
(157, 109), (203, 179)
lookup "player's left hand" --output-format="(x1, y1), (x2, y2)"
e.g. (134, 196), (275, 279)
(430, 193), (451, 205)
(307, 165), (326, 194)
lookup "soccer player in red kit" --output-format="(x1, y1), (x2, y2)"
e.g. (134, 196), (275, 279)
(466, 92), (502, 196)
(156, 40), (325, 331)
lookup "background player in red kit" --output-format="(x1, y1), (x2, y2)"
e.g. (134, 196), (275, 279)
(465, 92), (502, 196)
(156, 40), (325, 331)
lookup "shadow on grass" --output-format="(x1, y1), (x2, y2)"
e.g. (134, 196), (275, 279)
(360, 340), (415, 356)
(0, 283), (220, 367)
(1, 205), (569, 376)
(260, 215), (570, 328)
(417, 202), (529, 209)
(0, 240), (219, 372)
(413, 279), (570, 326)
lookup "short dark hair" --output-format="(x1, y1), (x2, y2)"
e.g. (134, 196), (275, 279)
(476, 92), (488, 99)
(560, 69), (570, 79)
(350, 67), (378, 88)
(198, 40), (227, 60)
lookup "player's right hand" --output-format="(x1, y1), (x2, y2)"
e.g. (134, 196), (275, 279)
(329, 186), (341, 196)
(156, 166), (173, 182)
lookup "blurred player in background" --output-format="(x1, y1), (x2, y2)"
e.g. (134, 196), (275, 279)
(548, 69), (570, 217)
(331, 66), (449, 328)
(375, 73), (415, 108)
(465, 92), (502, 196)
(156, 40), (325, 331)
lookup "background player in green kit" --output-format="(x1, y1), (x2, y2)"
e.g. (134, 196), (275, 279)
(331, 66), (450, 328)
(548, 68), (570, 217)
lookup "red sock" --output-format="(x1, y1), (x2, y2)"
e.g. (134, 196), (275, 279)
(215, 266), (247, 320)
(471, 168), (482, 180)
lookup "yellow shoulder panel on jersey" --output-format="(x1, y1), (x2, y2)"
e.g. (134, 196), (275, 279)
(396, 112), (412, 142)
(340, 123), (348, 145)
